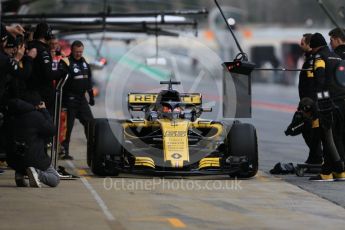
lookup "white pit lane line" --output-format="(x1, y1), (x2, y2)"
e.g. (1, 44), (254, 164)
(66, 161), (116, 222)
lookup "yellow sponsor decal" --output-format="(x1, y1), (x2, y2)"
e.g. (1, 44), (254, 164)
(128, 94), (158, 104)
(312, 119), (319, 128)
(314, 59), (325, 70)
(198, 158), (220, 169)
(160, 119), (189, 167)
(135, 157), (155, 168)
(128, 93), (202, 105)
(180, 94), (202, 105)
(164, 131), (187, 137)
(307, 71), (314, 78)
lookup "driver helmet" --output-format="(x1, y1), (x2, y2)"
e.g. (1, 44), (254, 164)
(162, 105), (172, 113)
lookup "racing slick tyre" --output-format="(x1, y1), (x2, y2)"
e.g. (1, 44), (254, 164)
(228, 123), (258, 178)
(89, 119), (123, 176)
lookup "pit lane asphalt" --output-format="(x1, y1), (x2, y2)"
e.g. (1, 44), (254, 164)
(0, 83), (344, 230)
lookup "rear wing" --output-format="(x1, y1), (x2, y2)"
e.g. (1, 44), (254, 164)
(128, 93), (202, 111)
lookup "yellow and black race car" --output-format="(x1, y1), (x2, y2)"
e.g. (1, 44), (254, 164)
(87, 80), (258, 178)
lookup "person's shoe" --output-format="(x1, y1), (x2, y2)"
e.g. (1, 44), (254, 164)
(58, 152), (64, 159)
(26, 167), (41, 188)
(332, 172), (345, 181)
(58, 145), (66, 156)
(15, 172), (28, 187)
(61, 154), (74, 160)
(309, 173), (334, 181)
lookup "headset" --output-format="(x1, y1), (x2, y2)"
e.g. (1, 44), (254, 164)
(45, 25), (53, 41)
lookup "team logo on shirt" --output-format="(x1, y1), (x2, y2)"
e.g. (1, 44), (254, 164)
(74, 68), (79, 73)
(83, 62), (87, 68)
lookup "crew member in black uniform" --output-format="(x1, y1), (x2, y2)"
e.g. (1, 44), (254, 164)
(0, 23), (36, 174)
(329, 27), (345, 59)
(298, 33), (323, 165)
(329, 28), (345, 176)
(26, 23), (64, 114)
(309, 33), (345, 181)
(4, 35), (37, 100)
(59, 40), (94, 160)
(0, 24), (31, 106)
(1, 24), (36, 119)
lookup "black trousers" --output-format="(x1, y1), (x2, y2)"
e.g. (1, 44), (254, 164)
(320, 127), (344, 174)
(332, 99), (345, 163)
(301, 125), (322, 163)
(319, 100), (345, 174)
(61, 95), (93, 154)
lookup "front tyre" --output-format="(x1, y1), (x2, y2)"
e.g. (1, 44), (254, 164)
(90, 119), (123, 176)
(228, 123), (258, 178)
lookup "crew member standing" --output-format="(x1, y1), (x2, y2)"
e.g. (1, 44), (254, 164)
(59, 40), (94, 160)
(298, 33), (323, 165)
(27, 23), (64, 114)
(309, 33), (345, 181)
(329, 27), (345, 59)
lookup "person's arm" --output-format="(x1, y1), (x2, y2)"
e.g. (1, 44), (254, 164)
(313, 54), (326, 94)
(0, 47), (24, 79)
(86, 62), (95, 106)
(8, 47), (36, 80)
(5, 24), (24, 37)
(16, 57), (34, 80)
(87, 63), (93, 90)
(36, 106), (56, 137)
(58, 57), (70, 78)
(19, 48), (37, 80)
(302, 57), (316, 99)
(6, 58), (23, 79)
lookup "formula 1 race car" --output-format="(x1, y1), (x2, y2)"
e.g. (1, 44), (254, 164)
(87, 80), (258, 178)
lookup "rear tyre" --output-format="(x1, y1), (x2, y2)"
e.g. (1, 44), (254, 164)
(228, 123), (258, 178)
(89, 119), (123, 176)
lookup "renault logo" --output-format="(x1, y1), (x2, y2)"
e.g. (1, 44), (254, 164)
(171, 153), (182, 159)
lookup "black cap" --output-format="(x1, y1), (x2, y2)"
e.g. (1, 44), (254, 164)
(1, 23), (8, 42)
(310, 33), (327, 48)
(5, 34), (17, 48)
